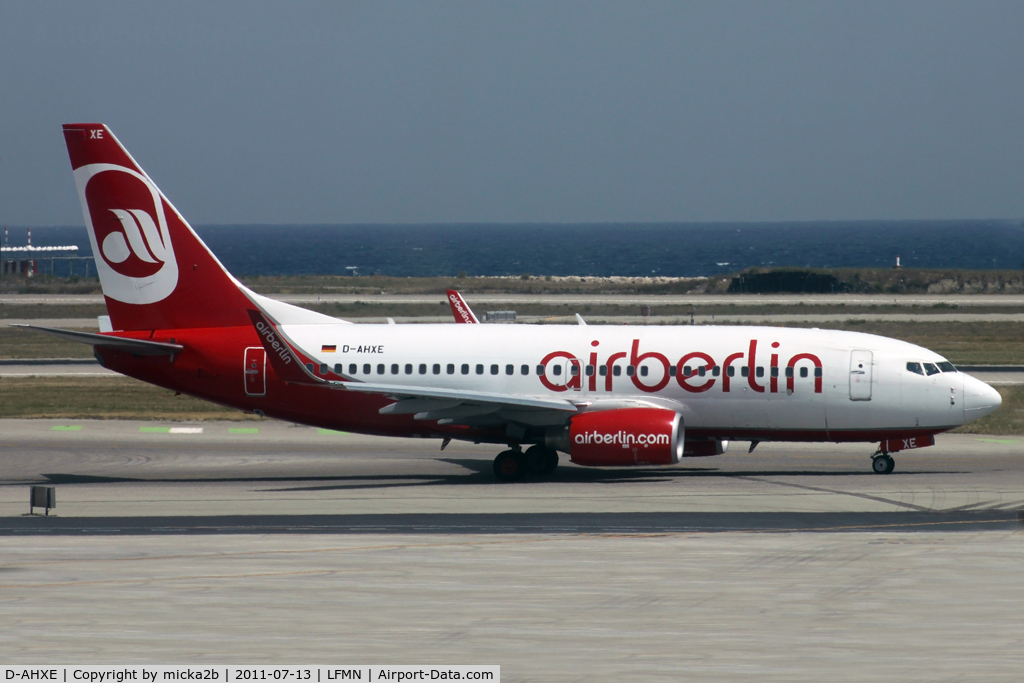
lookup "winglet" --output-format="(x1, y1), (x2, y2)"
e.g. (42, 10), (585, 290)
(445, 290), (480, 324)
(246, 308), (324, 385)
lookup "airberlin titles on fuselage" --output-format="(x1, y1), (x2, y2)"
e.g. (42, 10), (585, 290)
(539, 338), (823, 394)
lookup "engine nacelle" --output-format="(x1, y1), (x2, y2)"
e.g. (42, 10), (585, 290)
(561, 407), (684, 467)
(683, 439), (729, 457)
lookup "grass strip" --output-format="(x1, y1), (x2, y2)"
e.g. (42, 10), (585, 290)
(0, 376), (256, 421)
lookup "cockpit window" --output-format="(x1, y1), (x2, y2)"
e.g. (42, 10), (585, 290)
(923, 362), (940, 376)
(938, 362), (957, 373)
(906, 362), (924, 375)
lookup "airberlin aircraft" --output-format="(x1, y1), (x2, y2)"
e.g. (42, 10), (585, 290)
(23, 124), (1002, 481)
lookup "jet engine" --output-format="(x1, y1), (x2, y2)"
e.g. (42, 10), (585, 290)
(682, 439), (729, 457)
(550, 407), (684, 467)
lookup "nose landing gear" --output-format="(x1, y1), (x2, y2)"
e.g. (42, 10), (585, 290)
(493, 444), (559, 482)
(871, 452), (895, 474)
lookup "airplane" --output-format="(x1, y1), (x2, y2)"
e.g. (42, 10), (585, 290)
(446, 290), (480, 324)
(18, 123), (1003, 482)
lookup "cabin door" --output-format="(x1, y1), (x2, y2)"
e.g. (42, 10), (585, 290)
(849, 349), (873, 401)
(244, 347), (267, 396)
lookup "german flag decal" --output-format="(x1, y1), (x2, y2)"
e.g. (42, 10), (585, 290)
(321, 345), (337, 353)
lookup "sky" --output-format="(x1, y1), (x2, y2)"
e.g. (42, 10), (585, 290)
(1, 0), (1023, 226)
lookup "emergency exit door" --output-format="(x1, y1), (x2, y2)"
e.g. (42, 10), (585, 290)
(849, 349), (873, 401)
(244, 347), (266, 396)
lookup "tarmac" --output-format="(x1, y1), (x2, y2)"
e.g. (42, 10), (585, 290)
(1, 419), (1022, 678)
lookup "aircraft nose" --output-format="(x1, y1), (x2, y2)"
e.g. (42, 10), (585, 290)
(963, 375), (1002, 422)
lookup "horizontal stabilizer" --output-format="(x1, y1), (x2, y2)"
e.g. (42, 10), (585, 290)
(11, 324), (183, 356)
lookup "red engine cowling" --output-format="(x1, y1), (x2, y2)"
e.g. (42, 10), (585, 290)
(566, 407), (683, 467)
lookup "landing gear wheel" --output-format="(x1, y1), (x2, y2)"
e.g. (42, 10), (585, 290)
(524, 445), (559, 477)
(493, 450), (527, 482)
(872, 454), (895, 474)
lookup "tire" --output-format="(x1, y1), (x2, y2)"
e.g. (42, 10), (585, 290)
(539, 449), (559, 475)
(524, 445), (558, 476)
(493, 450), (526, 482)
(872, 455), (895, 474)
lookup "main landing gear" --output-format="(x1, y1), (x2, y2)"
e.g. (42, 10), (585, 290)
(871, 452), (895, 474)
(493, 444), (559, 482)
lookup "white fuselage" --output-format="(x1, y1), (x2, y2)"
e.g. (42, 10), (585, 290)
(283, 322), (999, 440)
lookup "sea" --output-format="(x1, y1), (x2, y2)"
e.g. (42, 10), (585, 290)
(9, 221), (1024, 278)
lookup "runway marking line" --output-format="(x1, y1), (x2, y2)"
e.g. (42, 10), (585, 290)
(50, 425), (82, 431)
(168, 427), (203, 434)
(318, 429), (348, 435)
(138, 427), (171, 433)
(229, 428), (259, 434)
(978, 438), (1019, 444)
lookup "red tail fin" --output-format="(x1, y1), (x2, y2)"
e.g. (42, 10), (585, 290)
(445, 290), (480, 323)
(63, 123), (251, 331)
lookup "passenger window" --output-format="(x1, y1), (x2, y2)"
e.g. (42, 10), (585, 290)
(683, 366), (692, 377)
(405, 364), (413, 375)
(770, 367), (779, 378)
(391, 364), (399, 374)
(419, 364), (427, 374)
(552, 365), (562, 376)
(626, 366), (635, 377)
(363, 363), (371, 374)
(639, 366), (649, 377)
(319, 364), (328, 375)
(377, 364), (386, 374)
(712, 366), (720, 377)
(785, 367), (793, 378)
(506, 364), (514, 376)
(349, 363), (357, 374)
(476, 364), (484, 375)
(599, 366), (608, 376)
(668, 365), (677, 377)
(741, 367), (749, 377)
(570, 365), (579, 376)
(755, 367), (764, 378)
(490, 364), (499, 375)
(906, 362), (924, 375)
(461, 364), (469, 375)
(334, 364), (343, 374)
(726, 366), (735, 377)
(697, 366), (706, 377)
(585, 365), (594, 376)
(521, 364), (529, 375)
(924, 363), (940, 376)
(613, 366), (621, 377)
(814, 367), (823, 378)
(938, 362), (957, 373)
(800, 367), (808, 378)
(305, 363), (314, 373)
(445, 363), (453, 374)
(537, 365), (545, 375)
(433, 363), (441, 375)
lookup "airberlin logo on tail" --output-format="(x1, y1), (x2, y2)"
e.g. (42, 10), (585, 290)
(73, 163), (178, 305)
(448, 293), (475, 323)
(254, 321), (294, 365)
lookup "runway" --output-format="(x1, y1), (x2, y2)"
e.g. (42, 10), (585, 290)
(2, 420), (1022, 677)
(2, 419), (1022, 522)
